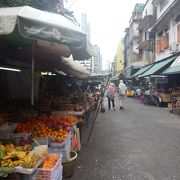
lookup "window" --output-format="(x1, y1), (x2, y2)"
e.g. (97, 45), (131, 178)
(160, 0), (169, 11)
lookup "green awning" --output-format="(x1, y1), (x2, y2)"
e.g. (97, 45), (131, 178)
(162, 56), (180, 74)
(132, 64), (153, 77)
(138, 56), (176, 77)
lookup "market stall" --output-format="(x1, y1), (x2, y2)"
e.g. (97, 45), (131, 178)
(162, 56), (180, 113)
(0, 6), (96, 179)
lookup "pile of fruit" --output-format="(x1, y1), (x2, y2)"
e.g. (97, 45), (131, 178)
(0, 144), (32, 168)
(36, 154), (60, 180)
(33, 122), (68, 142)
(14, 116), (35, 133)
(15, 114), (77, 133)
(41, 154), (59, 169)
(127, 90), (135, 97)
(21, 151), (40, 168)
(14, 114), (78, 142)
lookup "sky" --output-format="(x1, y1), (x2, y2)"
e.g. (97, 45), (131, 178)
(67, 0), (147, 70)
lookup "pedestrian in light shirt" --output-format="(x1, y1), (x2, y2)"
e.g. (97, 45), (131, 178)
(118, 80), (127, 110)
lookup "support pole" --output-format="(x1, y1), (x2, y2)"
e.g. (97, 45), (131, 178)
(87, 74), (111, 142)
(31, 41), (35, 106)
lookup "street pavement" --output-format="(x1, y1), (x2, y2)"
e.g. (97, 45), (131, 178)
(67, 96), (180, 180)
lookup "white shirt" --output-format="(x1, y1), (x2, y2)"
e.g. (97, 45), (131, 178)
(119, 83), (127, 95)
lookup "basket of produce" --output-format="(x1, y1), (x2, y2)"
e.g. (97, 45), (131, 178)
(33, 154), (62, 180)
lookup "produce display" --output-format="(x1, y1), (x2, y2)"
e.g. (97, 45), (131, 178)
(127, 90), (135, 97)
(41, 154), (59, 169)
(14, 114), (77, 142)
(0, 144), (32, 168)
(21, 151), (40, 168)
(0, 99), (81, 177)
(36, 153), (61, 180)
(33, 122), (68, 142)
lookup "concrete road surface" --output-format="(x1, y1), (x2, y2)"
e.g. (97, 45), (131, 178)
(67, 97), (180, 180)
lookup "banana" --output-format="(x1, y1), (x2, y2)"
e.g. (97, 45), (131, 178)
(0, 144), (5, 151)
(21, 151), (40, 168)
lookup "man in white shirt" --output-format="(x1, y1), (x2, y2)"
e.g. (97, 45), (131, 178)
(118, 80), (127, 110)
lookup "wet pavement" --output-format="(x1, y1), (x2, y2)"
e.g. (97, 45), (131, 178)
(67, 97), (180, 180)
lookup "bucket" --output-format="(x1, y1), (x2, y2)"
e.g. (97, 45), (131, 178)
(62, 151), (77, 178)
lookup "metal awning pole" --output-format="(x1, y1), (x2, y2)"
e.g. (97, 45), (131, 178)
(87, 74), (111, 142)
(31, 41), (35, 106)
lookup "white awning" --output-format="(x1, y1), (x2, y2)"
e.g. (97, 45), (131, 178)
(0, 6), (95, 60)
(55, 55), (90, 79)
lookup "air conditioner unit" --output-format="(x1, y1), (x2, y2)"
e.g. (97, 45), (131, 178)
(169, 42), (179, 53)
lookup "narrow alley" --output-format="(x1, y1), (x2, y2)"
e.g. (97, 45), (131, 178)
(70, 97), (180, 180)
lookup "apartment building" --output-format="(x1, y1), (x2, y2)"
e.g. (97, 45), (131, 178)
(132, 0), (180, 79)
(137, 0), (156, 64)
(123, 3), (145, 78)
(152, 0), (180, 61)
(115, 39), (124, 76)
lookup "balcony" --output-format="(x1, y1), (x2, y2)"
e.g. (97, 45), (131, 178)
(138, 15), (156, 31)
(137, 40), (154, 51)
(151, 1), (180, 32)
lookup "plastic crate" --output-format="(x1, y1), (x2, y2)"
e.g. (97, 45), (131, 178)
(56, 166), (63, 180)
(33, 137), (49, 146)
(32, 154), (62, 180)
(49, 141), (71, 161)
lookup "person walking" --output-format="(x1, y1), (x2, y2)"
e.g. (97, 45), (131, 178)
(118, 80), (127, 110)
(106, 83), (116, 111)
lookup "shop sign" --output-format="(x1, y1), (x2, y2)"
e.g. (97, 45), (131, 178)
(19, 18), (62, 41)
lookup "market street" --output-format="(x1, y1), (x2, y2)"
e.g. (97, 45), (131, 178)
(69, 97), (180, 180)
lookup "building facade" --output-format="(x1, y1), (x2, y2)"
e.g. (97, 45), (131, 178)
(81, 13), (91, 41)
(126, 3), (145, 67)
(115, 39), (124, 76)
(123, 0), (180, 78)
(93, 45), (102, 74)
(137, 0), (156, 65)
(123, 3), (145, 78)
(79, 13), (92, 72)
(152, 0), (180, 62)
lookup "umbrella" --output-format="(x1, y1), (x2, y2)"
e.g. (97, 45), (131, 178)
(0, 6), (94, 105)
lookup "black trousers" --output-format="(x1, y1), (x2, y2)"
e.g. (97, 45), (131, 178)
(108, 97), (115, 109)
